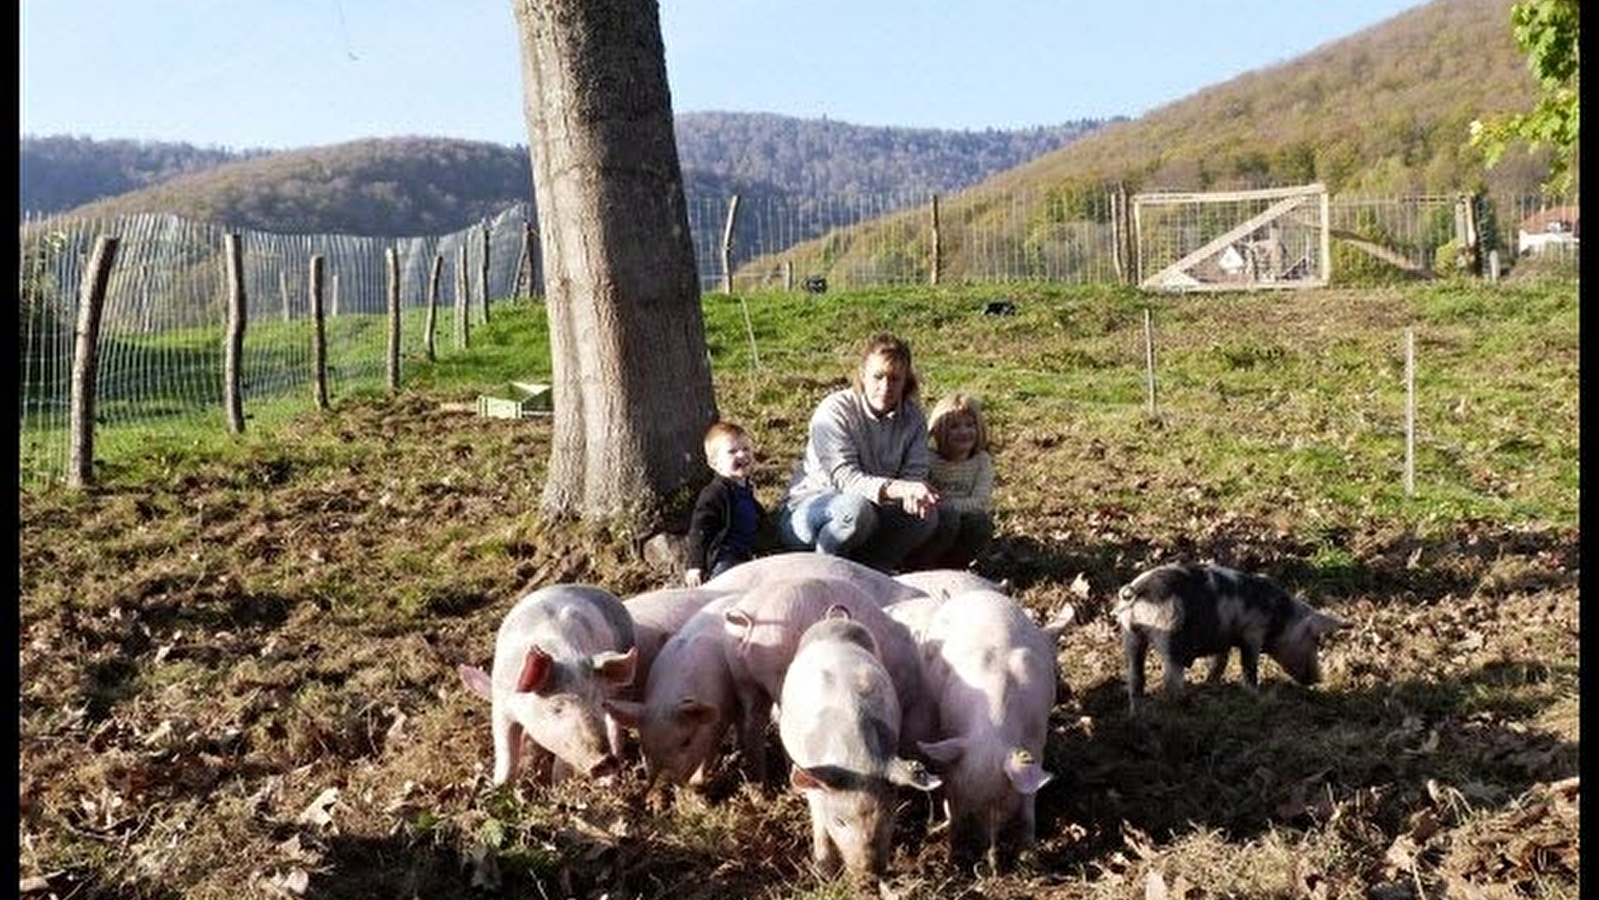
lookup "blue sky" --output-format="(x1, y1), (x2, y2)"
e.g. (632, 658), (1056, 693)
(20, 0), (1432, 151)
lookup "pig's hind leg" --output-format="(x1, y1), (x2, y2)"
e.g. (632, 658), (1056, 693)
(1121, 628), (1151, 711)
(1153, 635), (1190, 700)
(1204, 650), (1231, 684)
(1236, 644), (1262, 692)
(490, 712), (526, 786)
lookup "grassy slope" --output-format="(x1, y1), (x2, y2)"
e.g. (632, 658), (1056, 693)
(18, 277), (1578, 899)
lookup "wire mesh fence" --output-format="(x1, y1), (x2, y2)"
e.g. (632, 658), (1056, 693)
(16, 187), (1578, 486)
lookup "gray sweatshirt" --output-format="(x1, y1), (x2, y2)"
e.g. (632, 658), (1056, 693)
(784, 387), (931, 505)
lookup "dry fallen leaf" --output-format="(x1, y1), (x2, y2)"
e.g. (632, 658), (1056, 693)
(1384, 833), (1420, 874)
(1123, 822), (1159, 861)
(265, 868), (309, 897)
(1145, 869), (1169, 900)
(297, 787), (340, 829)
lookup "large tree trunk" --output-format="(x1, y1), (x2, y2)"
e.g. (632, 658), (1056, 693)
(511, 0), (717, 526)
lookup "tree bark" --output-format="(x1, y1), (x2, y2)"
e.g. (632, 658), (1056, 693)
(512, 0), (716, 526)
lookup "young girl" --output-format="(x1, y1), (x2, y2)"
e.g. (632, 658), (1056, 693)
(914, 392), (995, 570)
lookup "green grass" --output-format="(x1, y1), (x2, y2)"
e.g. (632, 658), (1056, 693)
(28, 278), (1578, 536)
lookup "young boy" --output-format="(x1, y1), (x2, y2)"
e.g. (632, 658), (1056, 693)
(685, 421), (765, 586)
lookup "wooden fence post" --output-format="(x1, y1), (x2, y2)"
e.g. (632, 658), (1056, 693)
(1455, 193), (1480, 275)
(1405, 328), (1416, 496)
(279, 270), (293, 322)
(782, 260), (793, 292)
(424, 254), (442, 362)
(1131, 192), (1146, 288)
(310, 255), (329, 410)
(386, 246), (401, 393)
(67, 235), (119, 489)
(1112, 183), (1125, 281)
(223, 233), (247, 434)
(1143, 307), (1159, 420)
(930, 194), (941, 286)
(479, 219), (492, 323)
(720, 194), (741, 294)
(455, 244), (470, 350)
(524, 217), (540, 298)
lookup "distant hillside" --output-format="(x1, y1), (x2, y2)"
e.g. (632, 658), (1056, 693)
(17, 136), (270, 217)
(29, 137), (536, 237)
(758, 0), (1564, 284)
(19, 115), (1105, 235)
(673, 112), (1102, 195)
(986, 0), (1551, 198)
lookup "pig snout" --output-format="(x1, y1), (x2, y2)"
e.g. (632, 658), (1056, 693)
(587, 753), (624, 781)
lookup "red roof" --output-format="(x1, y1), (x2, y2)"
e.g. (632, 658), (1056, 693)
(1518, 205), (1581, 237)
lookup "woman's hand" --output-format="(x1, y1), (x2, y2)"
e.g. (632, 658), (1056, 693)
(884, 479), (939, 518)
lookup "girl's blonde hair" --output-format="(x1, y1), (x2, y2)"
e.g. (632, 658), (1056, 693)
(927, 392), (989, 457)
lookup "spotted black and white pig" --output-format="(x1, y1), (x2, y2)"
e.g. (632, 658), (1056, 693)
(457, 584), (639, 786)
(1114, 562), (1347, 711)
(915, 589), (1062, 870)
(779, 613), (941, 883)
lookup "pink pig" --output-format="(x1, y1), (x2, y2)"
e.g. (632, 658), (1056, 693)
(623, 586), (732, 701)
(606, 594), (745, 789)
(723, 575), (935, 779)
(915, 589), (1072, 870)
(457, 584), (639, 786)
(892, 568), (1008, 601)
(703, 551), (925, 605)
(780, 614), (941, 883)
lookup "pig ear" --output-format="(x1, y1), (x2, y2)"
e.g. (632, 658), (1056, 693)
(790, 764), (822, 792)
(593, 646), (638, 688)
(889, 758), (942, 792)
(518, 647), (555, 694)
(458, 664), (493, 700)
(1004, 748), (1054, 795)
(724, 609), (754, 649)
(1042, 603), (1076, 642)
(675, 696), (720, 726)
(791, 763), (853, 792)
(1308, 610), (1347, 639)
(606, 699), (644, 730)
(917, 736), (967, 767)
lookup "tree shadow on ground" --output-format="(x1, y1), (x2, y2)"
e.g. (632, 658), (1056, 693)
(1031, 657), (1578, 872)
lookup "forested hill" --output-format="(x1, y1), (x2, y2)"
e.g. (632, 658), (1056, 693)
(18, 137), (274, 218)
(672, 112), (1102, 195)
(18, 114), (1107, 235)
(973, 0), (1557, 200)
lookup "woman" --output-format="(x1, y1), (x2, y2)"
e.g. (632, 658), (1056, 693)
(775, 332), (942, 572)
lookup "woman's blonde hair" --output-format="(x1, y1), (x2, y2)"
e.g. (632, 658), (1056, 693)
(927, 392), (989, 456)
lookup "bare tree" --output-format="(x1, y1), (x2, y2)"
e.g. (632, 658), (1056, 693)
(511, 0), (717, 526)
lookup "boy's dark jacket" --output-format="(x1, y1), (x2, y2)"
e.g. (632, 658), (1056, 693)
(686, 475), (765, 571)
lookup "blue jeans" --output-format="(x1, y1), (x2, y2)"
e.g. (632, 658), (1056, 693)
(777, 491), (941, 573)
